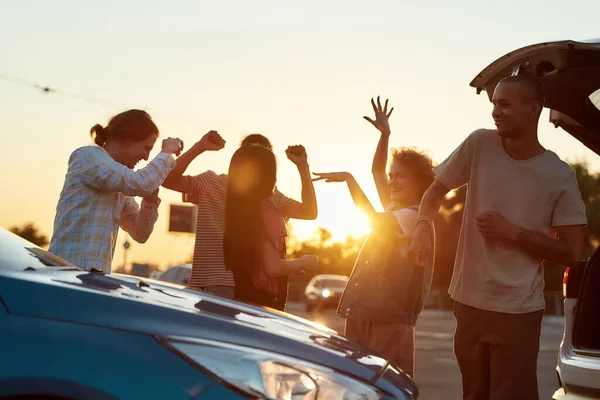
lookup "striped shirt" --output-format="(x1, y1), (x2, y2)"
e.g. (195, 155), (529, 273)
(183, 170), (292, 289)
(49, 146), (176, 273)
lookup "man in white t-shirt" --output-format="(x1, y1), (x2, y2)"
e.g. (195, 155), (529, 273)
(409, 76), (587, 399)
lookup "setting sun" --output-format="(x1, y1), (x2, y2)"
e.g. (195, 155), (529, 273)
(290, 173), (377, 243)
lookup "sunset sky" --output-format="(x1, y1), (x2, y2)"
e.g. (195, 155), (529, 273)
(2, 0), (600, 270)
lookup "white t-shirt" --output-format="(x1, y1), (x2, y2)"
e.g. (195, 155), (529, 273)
(387, 202), (419, 257)
(436, 129), (587, 314)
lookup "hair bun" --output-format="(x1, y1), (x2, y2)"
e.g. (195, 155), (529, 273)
(90, 124), (108, 147)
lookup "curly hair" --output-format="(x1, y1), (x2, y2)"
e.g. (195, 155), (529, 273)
(390, 147), (436, 198)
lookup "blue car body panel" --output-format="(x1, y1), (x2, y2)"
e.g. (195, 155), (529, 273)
(0, 229), (417, 399)
(0, 314), (212, 399)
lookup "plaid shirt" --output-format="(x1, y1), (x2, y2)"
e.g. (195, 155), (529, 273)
(49, 146), (176, 273)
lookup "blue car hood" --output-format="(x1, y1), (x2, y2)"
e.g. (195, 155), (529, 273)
(0, 268), (388, 381)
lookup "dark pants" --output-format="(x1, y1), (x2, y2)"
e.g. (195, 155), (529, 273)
(345, 318), (415, 376)
(453, 302), (544, 400)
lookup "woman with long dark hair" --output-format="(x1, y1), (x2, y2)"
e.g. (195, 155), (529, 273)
(223, 144), (319, 310)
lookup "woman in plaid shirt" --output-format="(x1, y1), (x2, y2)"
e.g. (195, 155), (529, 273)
(49, 110), (184, 273)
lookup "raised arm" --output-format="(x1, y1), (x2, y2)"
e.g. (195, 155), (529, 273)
(312, 172), (374, 215)
(364, 96), (394, 209)
(162, 131), (225, 193)
(77, 138), (182, 197)
(278, 145), (318, 220)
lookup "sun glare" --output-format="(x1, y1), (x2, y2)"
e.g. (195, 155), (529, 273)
(290, 203), (371, 243)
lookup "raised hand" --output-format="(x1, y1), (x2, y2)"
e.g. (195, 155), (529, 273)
(476, 211), (520, 241)
(161, 137), (184, 156)
(299, 255), (320, 271)
(312, 172), (351, 183)
(286, 145), (308, 167)
(198, 130), (226, 152)
(363, 96), (394, 135)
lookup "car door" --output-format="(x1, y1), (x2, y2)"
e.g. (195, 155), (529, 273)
(569, 250), (600, 393)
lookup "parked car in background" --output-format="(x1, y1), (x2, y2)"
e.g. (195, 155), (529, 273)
(0, 229), (418, 399)
(149, 271), (162, 280)
(304, 274), (348, 312)
(157, 263), (192, 286)
(469, 38), (600, 400)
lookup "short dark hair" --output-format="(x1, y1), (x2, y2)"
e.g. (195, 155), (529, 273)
(240, 133), (273, 151)
(498, 75), (545, 106)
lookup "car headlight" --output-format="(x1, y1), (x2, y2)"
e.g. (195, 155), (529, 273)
(161, 336), (382, 400)
(321, 289), (332, 298)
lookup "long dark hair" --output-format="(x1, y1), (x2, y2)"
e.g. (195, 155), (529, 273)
(224, 144), (277, 281)
(90, 109), (158, 147)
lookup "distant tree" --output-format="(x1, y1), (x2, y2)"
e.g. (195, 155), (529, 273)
(288, 227), (366, 279)
(570, 161), (600, 256)
(9, 223), (49, 247)
(545, 161), (600, 290)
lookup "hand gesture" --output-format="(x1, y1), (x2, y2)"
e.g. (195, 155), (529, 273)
(363, 96), (394, 135)
(143, 188), (160, 204)
(476, 211), (520, 241)
(198, 130), (226, 152)
(312, 171), (351, 183)
(286, 145), (308, 166)
(161, 137), (184, 156)
(300, 255), (320, 271)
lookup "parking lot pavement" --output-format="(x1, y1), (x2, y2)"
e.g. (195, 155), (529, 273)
(286, 302), (564, 399)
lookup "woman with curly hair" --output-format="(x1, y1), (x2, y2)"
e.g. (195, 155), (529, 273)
(313, 97), (435, 376)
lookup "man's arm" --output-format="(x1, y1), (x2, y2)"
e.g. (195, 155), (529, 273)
(162, 130), (225, 193)
(365, 96), (394, 209)
(281, 145), (318, 220)
(476, 212), (584, 266)
(407, 180), (451, 266)
(516, 226), (584, 267)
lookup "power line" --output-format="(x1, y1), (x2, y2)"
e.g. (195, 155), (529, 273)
(0, 72), (208, 129)
(0, 73), (140, 109)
